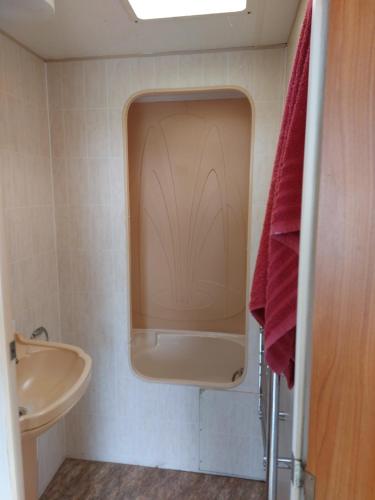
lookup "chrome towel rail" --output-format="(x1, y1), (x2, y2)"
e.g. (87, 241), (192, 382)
(267, 372), (280, 500)
(257, 325), (292, 500)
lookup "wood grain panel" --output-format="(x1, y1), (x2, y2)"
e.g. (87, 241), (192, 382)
(307, 0), (375, 498)
(128, 99), (251, 334)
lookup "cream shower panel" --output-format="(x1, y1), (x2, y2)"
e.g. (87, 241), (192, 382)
(129, 98), (251, 334)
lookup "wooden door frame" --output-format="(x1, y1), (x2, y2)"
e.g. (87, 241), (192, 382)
(0, 193), (24, 498)
(292, 0), (375, 498)
(306, 0), (375, 497)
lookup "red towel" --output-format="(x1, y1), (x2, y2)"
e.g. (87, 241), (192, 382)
(250, 1), (312, 388)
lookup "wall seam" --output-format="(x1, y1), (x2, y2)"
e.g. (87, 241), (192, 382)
(43, 59), (67, 470)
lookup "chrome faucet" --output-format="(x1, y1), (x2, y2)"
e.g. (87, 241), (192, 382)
(30, 326), (49, 341)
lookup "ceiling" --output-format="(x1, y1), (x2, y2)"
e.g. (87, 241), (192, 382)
(0, 0), (300, 60)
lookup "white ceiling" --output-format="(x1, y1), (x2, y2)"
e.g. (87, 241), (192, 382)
(0, 0), (300, 60)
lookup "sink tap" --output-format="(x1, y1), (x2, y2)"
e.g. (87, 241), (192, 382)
(30, 326), (49, 342)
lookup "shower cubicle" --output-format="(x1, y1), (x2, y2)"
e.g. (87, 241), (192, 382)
(126, 88), (252, 388)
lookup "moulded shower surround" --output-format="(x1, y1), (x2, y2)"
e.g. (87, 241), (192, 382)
(127, 94), (252, 387)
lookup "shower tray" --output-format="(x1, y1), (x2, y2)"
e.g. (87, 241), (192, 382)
(131, 329), (246, 388)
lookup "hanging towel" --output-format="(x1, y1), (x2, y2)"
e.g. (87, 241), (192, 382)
(249, 1), (312, 388)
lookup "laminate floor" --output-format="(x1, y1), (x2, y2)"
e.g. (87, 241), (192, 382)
(41, 459), (266, 500)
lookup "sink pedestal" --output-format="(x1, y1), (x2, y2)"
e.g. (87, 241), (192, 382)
(22, 436), (38, 500)
(16, 333), (92, 499)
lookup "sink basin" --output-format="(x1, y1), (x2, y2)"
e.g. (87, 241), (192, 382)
(15, 333), (92, 500)
(15, 333), (92, 439)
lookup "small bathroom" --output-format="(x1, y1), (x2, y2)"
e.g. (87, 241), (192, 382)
(1, 1), (373, 499)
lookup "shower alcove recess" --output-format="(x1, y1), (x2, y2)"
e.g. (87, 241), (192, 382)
(125, 88), (252, 388)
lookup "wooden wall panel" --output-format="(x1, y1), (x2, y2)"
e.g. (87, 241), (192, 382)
(128, 98), (251, 334)
(307, 1), (375, 498)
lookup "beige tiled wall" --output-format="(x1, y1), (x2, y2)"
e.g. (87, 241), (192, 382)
(47, 47), (285, 478)
(287, 0), (309, 78)
(0, 33), (64, 495)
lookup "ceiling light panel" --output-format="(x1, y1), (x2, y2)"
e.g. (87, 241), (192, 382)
(127, 0), (247, 20)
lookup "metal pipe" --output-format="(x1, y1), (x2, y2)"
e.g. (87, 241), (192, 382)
(267, 372), (280, 500)
(277, 457), (292, 469)
(258, 328), (268, 453)
(257, 328), (263, 418)
(264, 456), (293, 470)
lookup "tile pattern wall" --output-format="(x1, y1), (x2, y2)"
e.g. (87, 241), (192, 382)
(0, 34), (64, 495)
(46, 48), (286, 478)
(200, 390), (264, 478)
(287, 0), (309, 78)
